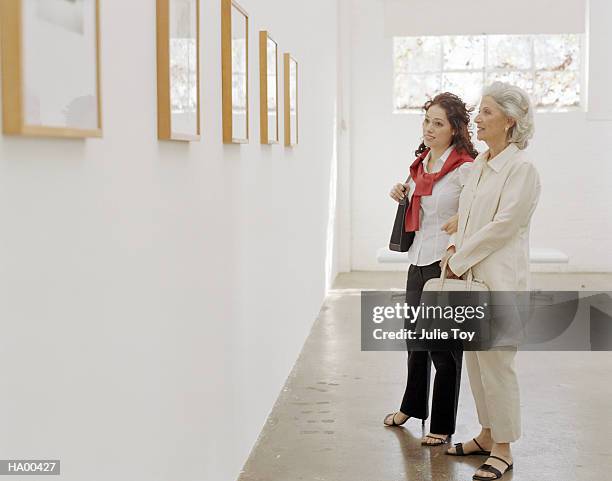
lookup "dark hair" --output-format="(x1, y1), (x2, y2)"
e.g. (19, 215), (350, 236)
(414, 92), (478, 158)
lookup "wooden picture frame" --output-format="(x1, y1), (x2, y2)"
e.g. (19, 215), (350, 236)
(283, 53), (298, 147)
(259, 31), (278, 144)
(156, 0), (201, 141)
(0, 0), (102, 138)
(221, 0), (248, 144)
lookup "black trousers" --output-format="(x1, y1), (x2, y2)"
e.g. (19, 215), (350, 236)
(399, 261), (463, 435)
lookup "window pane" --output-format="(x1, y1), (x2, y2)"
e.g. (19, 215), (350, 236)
(443, 35), (484, 70)
(487, 35), (531, 69)
(442, 72), (483, 106)
(394, 37), (441, 73)
(534, 34), (580, 71)
(394, 73), (441, 111)
(534, 71), (580, 109)
(393, 33), (582, 113)
(485, 71), (533, 95)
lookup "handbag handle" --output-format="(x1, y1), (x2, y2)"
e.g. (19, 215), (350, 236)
(399, 180), (410, 205)
(439, 256), (474, 292)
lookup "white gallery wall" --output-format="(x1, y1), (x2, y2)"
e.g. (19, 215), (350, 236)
(0, 1), (339, 481)
(346, 0), (612, 272)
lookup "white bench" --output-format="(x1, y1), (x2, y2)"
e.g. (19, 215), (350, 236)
(376, 247), (569, 264)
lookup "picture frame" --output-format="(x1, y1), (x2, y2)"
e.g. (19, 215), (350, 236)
(156, 0), (201, 141)
(259, 31), (278, 144)
(0, 0), (102, 138)
(283, 53), (298, 147)
(221, 0), (249, 144)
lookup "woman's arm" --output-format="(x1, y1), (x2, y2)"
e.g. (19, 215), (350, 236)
(441, 214), (458, 235)
(441, 162), (473, 236)
(448, 162), (541, 277)
(441, 162), (472, 275)
(457, 161), (474, 187)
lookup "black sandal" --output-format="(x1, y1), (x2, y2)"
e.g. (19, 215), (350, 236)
(445, 438), (491, 456)
(421, 434), (450, 446)
(383, 412), (408, 427)
(472, 455), (513, 480)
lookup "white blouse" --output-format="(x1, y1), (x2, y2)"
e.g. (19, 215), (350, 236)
(404, 146), (473, 266)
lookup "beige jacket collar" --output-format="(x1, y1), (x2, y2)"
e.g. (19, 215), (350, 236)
(482, 143), (520, 173)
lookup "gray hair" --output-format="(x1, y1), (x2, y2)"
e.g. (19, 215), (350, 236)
(482, 81), (535, 149)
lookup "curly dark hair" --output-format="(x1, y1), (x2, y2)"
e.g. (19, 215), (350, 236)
(414, 92), (479, 158)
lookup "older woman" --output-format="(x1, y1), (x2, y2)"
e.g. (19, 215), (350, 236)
(443, 82), (541, 480)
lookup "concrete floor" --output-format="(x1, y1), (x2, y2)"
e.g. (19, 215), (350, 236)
(238, 272), (612, 481)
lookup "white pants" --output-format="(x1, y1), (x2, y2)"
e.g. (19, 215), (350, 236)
(465, 349), (521, 443)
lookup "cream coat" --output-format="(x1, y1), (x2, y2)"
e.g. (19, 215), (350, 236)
(448, 144), (540, 441)
(448, 143), (541, 291)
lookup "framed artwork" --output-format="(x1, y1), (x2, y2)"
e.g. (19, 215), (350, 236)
(221, 0), (248, 144)
(0, 0), (102, 138)
(156, 0), (201, 141)
(259, 31), (278, 144)
(283, 53), (298, 147)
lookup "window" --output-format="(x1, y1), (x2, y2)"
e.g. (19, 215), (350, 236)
(393, 34), (582, 113)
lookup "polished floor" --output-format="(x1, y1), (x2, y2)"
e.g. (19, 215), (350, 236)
(238, 272), (612, 481)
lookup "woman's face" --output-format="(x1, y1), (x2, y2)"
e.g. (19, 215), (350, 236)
(474, 96), (514, 144)
(422, 104), (454, 151)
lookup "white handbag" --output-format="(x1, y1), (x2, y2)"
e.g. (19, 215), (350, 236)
(419, 259), (491, 347)
(423, 258), (489, 293)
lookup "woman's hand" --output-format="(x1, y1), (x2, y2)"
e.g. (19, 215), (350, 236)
(390, 182), (409, 202)
(441, 214), (458, 234)
(446, 266), (460, 279)
(440, 246), (460, 279)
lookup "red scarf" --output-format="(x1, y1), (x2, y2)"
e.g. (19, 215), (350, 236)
(405, 148), (474, 232)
